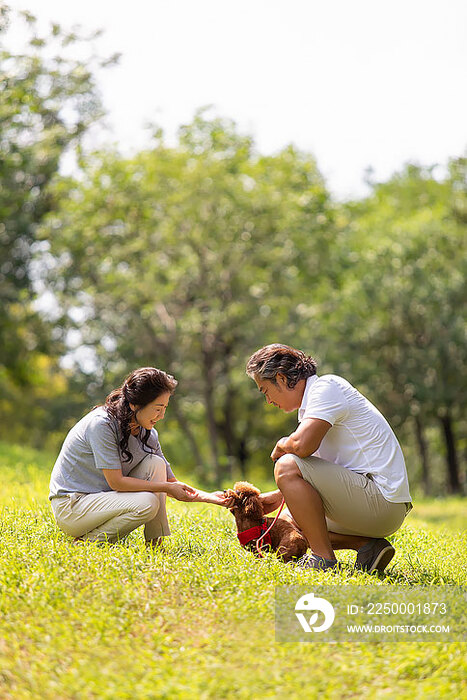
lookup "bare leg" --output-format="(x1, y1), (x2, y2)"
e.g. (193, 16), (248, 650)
(274, 455), (335, 560)
(282, 511), (371, 552)
(328, 532), (371, 551)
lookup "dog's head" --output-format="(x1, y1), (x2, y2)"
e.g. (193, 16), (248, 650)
(224, 481), (264, 521)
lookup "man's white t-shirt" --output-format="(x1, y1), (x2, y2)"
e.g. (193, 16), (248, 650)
(298, 374), (411, 503)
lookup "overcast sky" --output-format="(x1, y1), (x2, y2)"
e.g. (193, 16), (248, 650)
(6, 0), (467, 199)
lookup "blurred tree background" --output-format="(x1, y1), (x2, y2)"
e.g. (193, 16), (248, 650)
(1, 7), (465, 494)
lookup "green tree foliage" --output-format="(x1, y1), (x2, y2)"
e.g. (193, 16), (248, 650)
(0, 7), (116, 444)
(1, 8), (464, 491)
(40, 113), (336, 480)
(321, 160), (466, 493)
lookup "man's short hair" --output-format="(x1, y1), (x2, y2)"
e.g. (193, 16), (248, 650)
(246, 344), (317, 388)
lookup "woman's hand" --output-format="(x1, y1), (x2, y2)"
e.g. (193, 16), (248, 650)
(193, 490), (233, 507)
(166, 481), (199, 502)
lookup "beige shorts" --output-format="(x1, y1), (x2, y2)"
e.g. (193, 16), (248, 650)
(291, 455), (412, 538)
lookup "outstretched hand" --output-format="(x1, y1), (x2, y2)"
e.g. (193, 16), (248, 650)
(194, 490), (234, 507)
(167, 481), (199, 502)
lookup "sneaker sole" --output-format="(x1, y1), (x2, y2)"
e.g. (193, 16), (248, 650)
(367, 545), (395, 573)
(296, 555), (339, 571)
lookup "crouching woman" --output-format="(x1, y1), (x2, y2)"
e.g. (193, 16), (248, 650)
(49, 367), (228, 545)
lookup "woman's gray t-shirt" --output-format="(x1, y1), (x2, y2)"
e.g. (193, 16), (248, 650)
(49, 406), (174, 500)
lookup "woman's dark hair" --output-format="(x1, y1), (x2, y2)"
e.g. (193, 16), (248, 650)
(246, 344), (317, 389)
(103, 367), (177, 463)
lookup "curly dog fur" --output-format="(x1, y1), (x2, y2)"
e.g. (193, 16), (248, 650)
(226, 481), (308, 563)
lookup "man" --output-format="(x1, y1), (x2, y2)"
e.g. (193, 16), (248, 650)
(246, 344), (412, 572)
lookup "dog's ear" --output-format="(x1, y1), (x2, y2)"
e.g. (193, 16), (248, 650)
(224, 488), (241, 511)
(231, 481), (263, 518)
(242, 492), (264, 519)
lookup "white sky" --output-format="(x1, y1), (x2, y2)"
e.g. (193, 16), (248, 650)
(6, 0), (467, 199)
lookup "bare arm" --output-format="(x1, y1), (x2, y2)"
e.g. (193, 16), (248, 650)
(103, 469), (233, 506)
(270, 417), (332, 461)
(259, 489), (284, 514)
(192, 490), (233, 506)
(168, 475), (230, 506)
(102, 469), (198, 502)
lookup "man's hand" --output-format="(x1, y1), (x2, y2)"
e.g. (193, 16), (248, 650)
(270, 437), (289, 462)
(167, 481), (199, 502)
(270, 419), (332, 461)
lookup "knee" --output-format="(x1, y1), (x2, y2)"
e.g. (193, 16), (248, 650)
(274, 454), (302, 488)
(147, 454), (166, 470)
(135, 492), (160, 521)
(139, 454), (167, 481)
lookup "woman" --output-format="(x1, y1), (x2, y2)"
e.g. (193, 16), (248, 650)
(49, 367), (229, 545)
(246, 344), (413, 572)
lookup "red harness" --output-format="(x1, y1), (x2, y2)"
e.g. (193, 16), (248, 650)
(235, 497), (286, 558)
(237, 519), (273, 549)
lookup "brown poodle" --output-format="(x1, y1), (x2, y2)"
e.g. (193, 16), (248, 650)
(225, 481), (308, 563)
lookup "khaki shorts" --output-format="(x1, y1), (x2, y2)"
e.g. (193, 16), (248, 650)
(291, 455), (412, 538)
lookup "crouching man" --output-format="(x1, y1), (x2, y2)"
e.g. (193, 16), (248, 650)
(246, 344), (413, 572)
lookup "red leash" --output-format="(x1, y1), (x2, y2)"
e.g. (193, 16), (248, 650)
(255, 497), (285, 557)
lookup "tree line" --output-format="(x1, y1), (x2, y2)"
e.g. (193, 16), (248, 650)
(1, 9), (465, 494)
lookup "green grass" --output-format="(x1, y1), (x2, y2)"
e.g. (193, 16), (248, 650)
(0, 441), (466, 699)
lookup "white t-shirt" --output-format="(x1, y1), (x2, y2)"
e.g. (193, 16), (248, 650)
(298, 374), (411, 503)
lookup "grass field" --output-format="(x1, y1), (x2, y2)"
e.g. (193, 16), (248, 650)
(0, 442), (466, 699)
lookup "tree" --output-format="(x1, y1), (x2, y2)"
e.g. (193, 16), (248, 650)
(0, 7), (117, 442)
(40, 113), (336, 482)
(322, 161), (466, 494)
